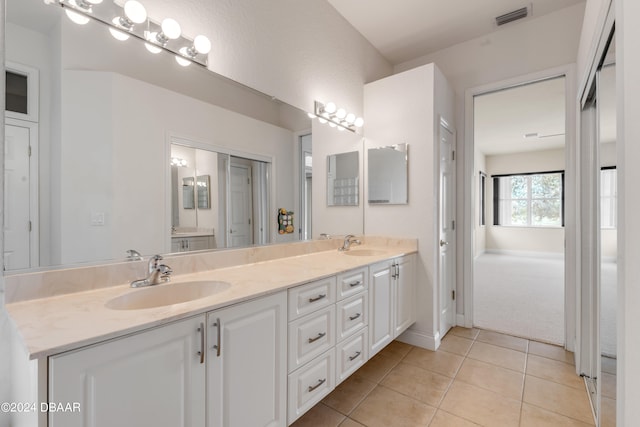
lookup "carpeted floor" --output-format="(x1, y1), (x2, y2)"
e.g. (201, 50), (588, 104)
(474, 253), (617, 354)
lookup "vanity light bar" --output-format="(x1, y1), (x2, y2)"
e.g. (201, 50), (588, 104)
(311, 101), (363, 133)
(52, 0), (211, 67)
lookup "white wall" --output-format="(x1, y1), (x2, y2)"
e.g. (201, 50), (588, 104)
(394, 3), (585, 320)
(364, 64), (455, 349)
(484, 148), (566, 255)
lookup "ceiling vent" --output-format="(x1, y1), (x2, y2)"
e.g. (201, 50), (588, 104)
(495, 7), (529, 26)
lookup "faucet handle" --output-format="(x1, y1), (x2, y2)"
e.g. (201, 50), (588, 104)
(126, 249), (142, 261)
(159, 264), (173, 281)
(148, 254), (163, 272)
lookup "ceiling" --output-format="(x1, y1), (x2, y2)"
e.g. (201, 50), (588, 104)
(328, 0), (585, 65)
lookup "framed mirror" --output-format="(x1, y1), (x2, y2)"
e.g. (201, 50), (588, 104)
(327, 151), (359, 206)
(367, 143), (409, 204)
(3, 0), (311, 271)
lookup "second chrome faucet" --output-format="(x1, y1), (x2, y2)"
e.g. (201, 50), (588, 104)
(131, 255), (173, 288)
(338, 234), (361, 252)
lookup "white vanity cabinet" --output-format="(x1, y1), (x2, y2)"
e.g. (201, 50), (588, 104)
(369, 254), (416, 357)
(207, 291), (287, 427)
(48, 315), (207, 427)
(171, 235), (215, 252)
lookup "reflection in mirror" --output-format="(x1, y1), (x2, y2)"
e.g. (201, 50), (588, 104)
(327, 151), (359, 206)
(4, 0), (310, 271)
(367, 143), (409, 204)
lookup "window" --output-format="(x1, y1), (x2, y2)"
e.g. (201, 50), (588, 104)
(493, 171), (564, 227)
(479, 172), (486, 226)
(601, 167), (617, 229)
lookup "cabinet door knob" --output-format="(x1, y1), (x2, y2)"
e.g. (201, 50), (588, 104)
(308, 378), (326, 392)
(308, 332), (326, 343)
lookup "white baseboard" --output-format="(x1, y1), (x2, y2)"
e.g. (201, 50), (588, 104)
(484, 249), (564, 260)
(456, 314), (466, 327)
(396, 328), (440, 351)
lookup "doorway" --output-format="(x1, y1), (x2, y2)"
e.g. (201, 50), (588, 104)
(466, 70), (575, 347)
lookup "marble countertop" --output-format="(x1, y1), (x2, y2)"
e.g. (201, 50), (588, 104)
(6, 245), (416, 360)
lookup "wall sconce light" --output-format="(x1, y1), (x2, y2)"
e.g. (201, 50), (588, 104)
(171, 157), (188, 167)
(53, 0), (211, 67)
(312, 101), (363, 132)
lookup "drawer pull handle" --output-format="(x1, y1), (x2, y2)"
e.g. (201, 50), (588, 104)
(349, 351), (362, 361)
(308, 294), (326, 303)
(308, 378), (326, 392)
(197, 323), (205, 364)
(349, 313), (361, 321)
(308, 332), (326, 343)
(213, 318), (221, 357)
(349, 280), (362, 287)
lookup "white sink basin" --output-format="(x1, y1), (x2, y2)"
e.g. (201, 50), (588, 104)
(343, 249), (386, 257)
(106, 280), (232, 310)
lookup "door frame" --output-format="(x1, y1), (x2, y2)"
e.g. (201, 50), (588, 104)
(462, 64), (577, 352)
(4, 117), (39, 269)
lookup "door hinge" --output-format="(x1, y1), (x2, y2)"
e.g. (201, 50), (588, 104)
(248, 218), (251, 225)
(451, 220), (455, 230)
(452, 290), (456, 300)
(28, 221), (32, 232)
(452, 150), (455, 161)
(28, 145), (32, 157)
(247, 177), (250, 184)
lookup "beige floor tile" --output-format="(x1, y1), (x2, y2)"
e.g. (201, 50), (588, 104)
(350, 386), (436, 427)
(291, 403), (346, 427)
(429, 410), (482, 426)
(439, 335), (474, 356)
(380, 362), (452, 407)
(467, 342), (526, 373)
(339, 419), (366, 427)
(403, 347), (464, 378)
(440, 381), (521, 427)
(601, 356), (616, 375)
(526, 354), (584, 389)
(520, 403), (594, 427)
(456, 358), (524, 400)
(601, 396), (616, 427)
(322, 373), (377, 415)
(449, 326), (480, 340)
(378, 340), (413, 362)
(528, 341), (575, 365)
(476, 330), (528, 352)
(523, 375), (594, 424)
(355, 352), (401, 383)
(601, 372), (616, 399)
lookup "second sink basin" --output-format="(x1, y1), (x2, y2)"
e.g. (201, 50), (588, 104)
(343, 249), (386, 257)
(106, 280), (232, 310)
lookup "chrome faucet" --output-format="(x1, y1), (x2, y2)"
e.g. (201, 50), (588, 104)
(338, 235), (361, 252)
(130, 255), (173, 288)
(125, 249), (143, 261)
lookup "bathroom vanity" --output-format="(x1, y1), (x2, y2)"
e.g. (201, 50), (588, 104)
(6, 237), (416, 427)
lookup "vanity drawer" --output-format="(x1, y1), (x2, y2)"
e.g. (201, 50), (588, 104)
(288, 349), (335, 425)
(288, 276), (336, 320)
(337, 267), (367, 300)
(288, 305), (336, 372)
(335, 328), (368, 385)
(336, 292), (368, 342)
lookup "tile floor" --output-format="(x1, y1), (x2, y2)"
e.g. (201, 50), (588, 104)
(292, 328), (598, 427)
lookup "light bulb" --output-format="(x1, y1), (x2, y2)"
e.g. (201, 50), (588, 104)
(109, 17), (130, 40)
(318, 117), (327, 124)
(324, 102), (337, 114)
(345, 113), (356, 124)
(307, 113), (317, 119)
(161, 18), (181, 39)
(85, 0), (102, 4)
(145, 41), (162, 53)
(193, 35), (211, 54)
(337, 126), (345, 131)
(354, 117), (364, 128)
(176, 47), (191, 67)
(329, 122), (336, 128)
(336, 108), (346, 119)
(65, 9), (90, 25)
(124, 0), (147, 24)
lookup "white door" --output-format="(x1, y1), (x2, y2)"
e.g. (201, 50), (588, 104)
(229, 164), (253, 247)
(207, 292), (287, 427)
(369, 261), (394, 357)
(439, 119), (456, 337)
(49, 315), (206, 427)
(4, 120), (38, 270)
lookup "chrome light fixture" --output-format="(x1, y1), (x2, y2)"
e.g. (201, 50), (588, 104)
(53, 0), (211, 67)
(312, 101), (363, 132)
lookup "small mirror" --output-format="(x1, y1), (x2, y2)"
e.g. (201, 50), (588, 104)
(197, 175), (211, 209)
(368, 143), (409, 204)
(327, 151), (359, 206)
(182, 177), (196, 209)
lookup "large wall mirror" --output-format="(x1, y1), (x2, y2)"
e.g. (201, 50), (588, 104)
(4, 0), (311, 272)
(367, 143), (409, 204)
